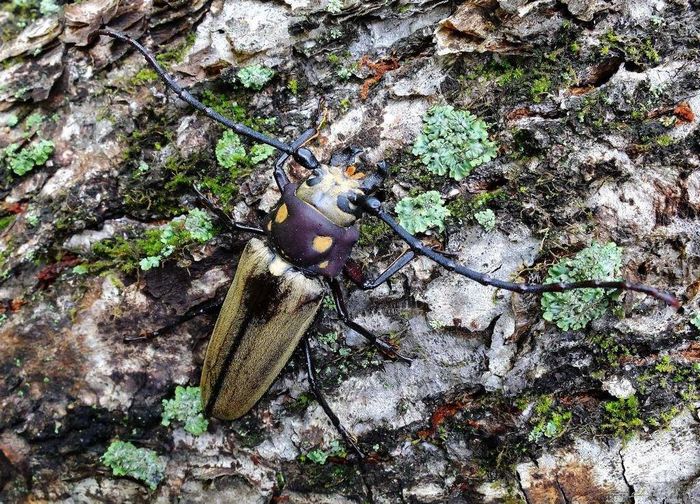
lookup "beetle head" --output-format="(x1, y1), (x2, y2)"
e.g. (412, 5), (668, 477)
(295, 149), (388, 227)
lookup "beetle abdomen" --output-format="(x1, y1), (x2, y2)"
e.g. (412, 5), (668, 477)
(200, 237), (324, 420)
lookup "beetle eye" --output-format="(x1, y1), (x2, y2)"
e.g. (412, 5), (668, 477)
(306, 176), (323, 187)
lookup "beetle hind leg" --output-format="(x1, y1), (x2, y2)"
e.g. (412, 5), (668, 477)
(328, 279), (412, 363)
(302, 337), (365, 459)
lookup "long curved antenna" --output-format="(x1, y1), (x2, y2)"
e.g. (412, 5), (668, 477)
(95, 28), (294, 155)
(360, 196), (681, 308)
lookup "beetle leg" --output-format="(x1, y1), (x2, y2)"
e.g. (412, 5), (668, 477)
(303, 337), (365, 459)
(344, 250), (415, 290)
(328, 278), (412, 363)
(193, 185), (265, 235)
(274, 128), (318, 190)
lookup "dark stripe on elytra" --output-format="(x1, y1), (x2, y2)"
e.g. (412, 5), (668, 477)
(205, 273), (277, 417)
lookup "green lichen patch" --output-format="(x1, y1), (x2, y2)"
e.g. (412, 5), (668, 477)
(1, 139), (54, 176)
(101, 440), (166, 490)
(541, 242), (623, 331)
(301, 439), (347, 465)
(161, 386), (208, 436)
(691, 313), (700, 330)
(474, 209), (496, 232)
(237, 64), (275, 90)
(395, 191), (450, 234)
(412, 105), (498, 181)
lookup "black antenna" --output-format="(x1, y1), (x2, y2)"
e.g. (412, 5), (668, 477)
(360, 196), (681, 308)
(95, 28), (295, 155)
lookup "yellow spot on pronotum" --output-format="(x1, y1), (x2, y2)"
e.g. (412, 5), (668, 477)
(312, 235), (333, 253)
(275, 204), (288, 223)
(266, 220), (272, 231)
(318, 260), (329, 269)
(345, 165), (356, 176)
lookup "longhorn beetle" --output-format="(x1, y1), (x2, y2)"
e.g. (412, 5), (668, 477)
(93, 29), (680, 458)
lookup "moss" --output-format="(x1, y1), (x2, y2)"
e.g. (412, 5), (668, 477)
(602, 395), (644, 441)
(599, 29), (660, 67)
(447, 189), (504, 222)
(130, 68), (158, 86)
(588, 333), (630, 368)
(527, 395), (572, 442)
(358, 220), (391, 247)
(0, 214), (15, 231)
(155, 32), (196, 69)
(530, 76), (551, 102)
(655, 134), (674, 147)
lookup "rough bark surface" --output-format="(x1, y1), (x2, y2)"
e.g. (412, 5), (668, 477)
(1, 0), (699, 502)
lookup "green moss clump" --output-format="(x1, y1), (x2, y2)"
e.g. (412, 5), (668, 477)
(0, 215), (15, 231)
(588, 334), (630, 368)
(601, 395), (644, 441)
(527, 395), (572, 442)
(358, 220), (391, 247)
(101, 440), (166, 490)
(87, 209), (215, 274)
(541, 242), (623, 331)
(161, 386), (208, 436)
(130, 68), (158, 86)
(530, 76), (551, 102)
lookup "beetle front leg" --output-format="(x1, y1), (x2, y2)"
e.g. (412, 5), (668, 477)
(328, 279), (412, 363)
(302, 337), (365, 459)
(273, 128), (319, 190)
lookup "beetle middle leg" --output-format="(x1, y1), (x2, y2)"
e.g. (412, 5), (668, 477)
(344, 250), (415, 290)
(302, 337), (365, 458)
(328, 278), (411, 363)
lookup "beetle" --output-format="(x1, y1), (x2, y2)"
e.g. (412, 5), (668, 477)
(93, 29), (680, 458)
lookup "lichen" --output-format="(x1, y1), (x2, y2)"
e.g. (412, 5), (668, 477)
(101, 440), (166, 490)
(412, 105), (498, 181)
(541, 242), (623, 331)
(161, 386), (208, 436)
(395, 191), (450, 234)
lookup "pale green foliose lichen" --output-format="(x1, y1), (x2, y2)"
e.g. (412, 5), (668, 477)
(412, 105), (497, 181)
